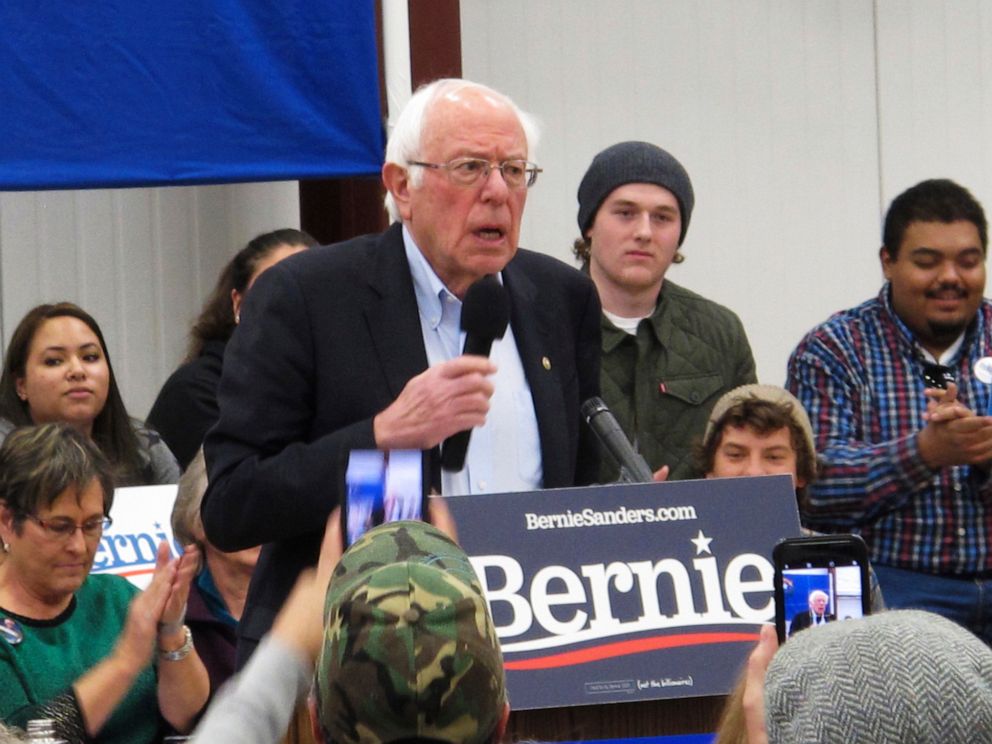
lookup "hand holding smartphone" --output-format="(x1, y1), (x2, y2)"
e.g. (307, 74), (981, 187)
(773, 534), (871, 643)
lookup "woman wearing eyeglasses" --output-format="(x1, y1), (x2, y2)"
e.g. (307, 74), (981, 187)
(0, 424), (208, 743)
(0, 302), (179, 486)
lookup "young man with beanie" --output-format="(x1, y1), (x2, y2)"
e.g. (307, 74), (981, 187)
(574, 141), (756, 481)
(699, 384), (885, 616)
(786, 178), (992, 643)
(698, 383), (817, 500)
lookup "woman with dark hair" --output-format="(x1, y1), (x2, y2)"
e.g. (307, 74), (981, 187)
(0, 302), (179, 485)
(148, 228), (316, 469)
(0, 423), (208, 743)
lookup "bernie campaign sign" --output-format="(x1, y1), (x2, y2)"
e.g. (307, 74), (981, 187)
(91, 485), (180, 589)
(447, 474), (801, 710)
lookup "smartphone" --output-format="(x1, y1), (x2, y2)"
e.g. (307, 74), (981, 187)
(773, 534), (870, 643)
(341, 449), (428, 547)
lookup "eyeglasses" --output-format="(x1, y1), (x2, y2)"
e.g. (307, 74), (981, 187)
(408, 158), (542, 189)
(25, 514), (112, 541)
(921, 361), (954, 390)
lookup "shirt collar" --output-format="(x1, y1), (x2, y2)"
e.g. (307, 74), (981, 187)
(602, 309), (645, 335)
(601, 284), (668, 352)
(601, 313), (630, 352)
(917, 333), (965, 366)
(404, 225), (454, 330)
(402, 225), (508, 325)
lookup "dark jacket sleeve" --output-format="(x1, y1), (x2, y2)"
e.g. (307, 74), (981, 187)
(201, 263), (376, 552)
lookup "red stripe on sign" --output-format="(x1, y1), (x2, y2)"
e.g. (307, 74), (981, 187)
(503, 632), (758, 670)
(115, 568), (155, 578)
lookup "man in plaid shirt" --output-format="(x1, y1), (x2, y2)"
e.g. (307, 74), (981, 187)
(787, 179), (992, 643)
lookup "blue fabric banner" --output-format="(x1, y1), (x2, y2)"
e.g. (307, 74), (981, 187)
(0, 1), (384, 189)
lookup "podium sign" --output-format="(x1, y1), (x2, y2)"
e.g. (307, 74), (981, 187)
(447, 474), (800, 710)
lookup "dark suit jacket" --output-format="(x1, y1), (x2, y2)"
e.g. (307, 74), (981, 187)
(202, 223), (601, 661)
(789, 609), (831, 636)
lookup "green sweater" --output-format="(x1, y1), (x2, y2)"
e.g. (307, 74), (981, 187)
(0, 574), (163, 743)
(600, 280), (756, 482)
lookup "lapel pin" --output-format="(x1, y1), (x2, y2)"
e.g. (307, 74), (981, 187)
(541, 356), (551, 371)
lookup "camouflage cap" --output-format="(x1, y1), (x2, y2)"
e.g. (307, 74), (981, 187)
(316, 520), (506, 744)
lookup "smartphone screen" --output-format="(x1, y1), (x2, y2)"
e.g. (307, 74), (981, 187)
(773, 535), (870, 643)
(343, 449), (426, 547)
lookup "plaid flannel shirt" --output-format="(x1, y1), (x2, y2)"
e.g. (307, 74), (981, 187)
(787, 284), (992, 575)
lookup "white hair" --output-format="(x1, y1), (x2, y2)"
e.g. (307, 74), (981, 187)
(809, 589), (829, 603)
(383, 78), (541, 222)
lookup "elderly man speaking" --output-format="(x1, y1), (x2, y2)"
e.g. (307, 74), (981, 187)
(203, 78), (601, 663)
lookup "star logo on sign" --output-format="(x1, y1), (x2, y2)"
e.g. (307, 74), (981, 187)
(691, 530), (713, 555)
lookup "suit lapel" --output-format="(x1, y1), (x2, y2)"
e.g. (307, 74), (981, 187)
(362, 224), (430, 398)
(504, 259), (568, 487)
(359, 235), (571, 487)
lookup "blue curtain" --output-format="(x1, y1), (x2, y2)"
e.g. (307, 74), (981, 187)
(0, 1), (384, 189)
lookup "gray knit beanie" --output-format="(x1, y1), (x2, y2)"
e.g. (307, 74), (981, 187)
(764, 610), (992, 743)
(577, 141), (695, 245)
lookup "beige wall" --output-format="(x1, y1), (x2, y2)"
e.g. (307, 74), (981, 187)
(461, 0), (992, 382)
(0, 182), (300, 417)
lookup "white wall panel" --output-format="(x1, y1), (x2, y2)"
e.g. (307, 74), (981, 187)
(462, 0), (883, 382)
(0, 181), (300, 420)
(876, 1), (992, 207)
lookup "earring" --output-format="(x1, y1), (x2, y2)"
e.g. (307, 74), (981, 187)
(2, 541), (9, 552)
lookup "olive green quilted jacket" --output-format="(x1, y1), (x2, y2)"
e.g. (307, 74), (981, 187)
(599, 280), (756, 482)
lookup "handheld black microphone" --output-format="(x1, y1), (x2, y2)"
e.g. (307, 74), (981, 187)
(581, 396), (655, 483)
(441, 275), (510, 472)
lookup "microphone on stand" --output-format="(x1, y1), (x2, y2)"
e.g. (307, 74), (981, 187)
(441, 275), (510, 472)
(581, 396), (654, 483)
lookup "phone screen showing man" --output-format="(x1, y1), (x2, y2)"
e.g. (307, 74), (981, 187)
(780, 560), (865, 639)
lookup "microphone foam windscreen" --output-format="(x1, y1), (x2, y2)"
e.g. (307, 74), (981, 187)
(460, 275), (510, 339)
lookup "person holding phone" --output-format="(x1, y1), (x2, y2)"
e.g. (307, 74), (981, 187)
(190, 500), (511, 744)
(716, 611), (992, 744)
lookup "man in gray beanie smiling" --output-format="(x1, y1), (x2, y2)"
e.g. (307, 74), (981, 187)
(574, 141), (755, 481)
